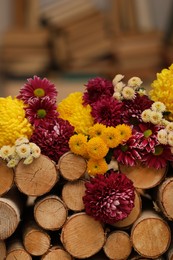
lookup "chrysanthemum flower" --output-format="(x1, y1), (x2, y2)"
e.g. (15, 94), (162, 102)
(112, 74), (124, 86)
(83, 171), (135, 224)
(23, 155), (34, 165)
(7, 158), (20, 168)
(17, 75), (58, 103)
(157, 129), (168, 145)
(101, 126), (121, 148)
(87, 158), (108, 176)
(115, 124), (132, 143)
(58, 92), (94, 135)
(168, 132), (173, 146)
(91, 96), (123, 127)
(69, 134), (88, 157)
(0, 96), (33, 147)
(83, 77), (114, 106)
(166, 122), (173, 132)
(15, 143), (31, 158)
(128, 76), (143, 89)
(150, 64), (173, 121)
(122, 86), (135, 100)
(151, 101), (166, 113)
(149, 111), (162, 125)
(25, 96), (58, 126)
(15, 137), (29, 146)
(0, 145), (15, 159)
(31, 118), (74, 163)
(29, 143), (41, 158)
(141, 109), (151, 123)
(87, 137), (108, 160)
(88, 123), (107, 138)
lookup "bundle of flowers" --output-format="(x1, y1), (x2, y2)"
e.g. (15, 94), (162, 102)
(1, 65), (173, 228)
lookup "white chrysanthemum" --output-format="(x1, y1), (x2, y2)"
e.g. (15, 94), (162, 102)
(141, 109), (151, 123)
(112, 74), (124, 86)
(122, 86), (135, 100)
(15, 143), (31, 158)
(0, 145), (15, 159)
(166, 122), (173, 132)
(23, 155), (34, 165)
(30, 143), (41, 158)
(161, 119), (170, 127)
(151, 101), (166, 113)
(137, 88), (146, 96)
(157, 129), (168, 145)
(115, 81), (125, 92)
(149, 111), (162, 125)
(168, 132), (173, 146)
(128, 77), (143, 89)
(15, 136), (29, 146)
(7, 158), (20, 168)
(113, 91), (122, 101)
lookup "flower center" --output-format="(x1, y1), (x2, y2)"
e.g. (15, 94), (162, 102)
(153, 145), (163, 156)
(37, 109), (47, 118)
(34, 88), (45, 97)
(121, 144), (128, 152)
(144, 129), (152, 138)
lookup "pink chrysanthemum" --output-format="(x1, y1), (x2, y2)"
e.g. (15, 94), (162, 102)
(91, 96), (123, 127)
(25, 96), (58, 126)
(30, 118), (74, 163)
(141, 145), (173, 169)
(17, 75), (58, 103)
(83, 171), (135, 224)
(122, 93), (153, 126)
(83, 77), (114, 106)
(113, 130), (143, 166)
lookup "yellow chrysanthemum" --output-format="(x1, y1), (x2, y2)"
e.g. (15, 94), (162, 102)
(69, 134), (88, 157)
(101, 126), (121, 148)
(87, 158), (108, 176)
(57, 92), (94, 135)
(115, 124), (132, 143)
(0, 96), (33, 147)
(88, 123), (107, 138)
(87, 136), (108, 160)
(150, 64), (173, 121)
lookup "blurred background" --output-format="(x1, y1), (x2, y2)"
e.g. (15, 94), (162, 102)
(0, 0), (173, 98)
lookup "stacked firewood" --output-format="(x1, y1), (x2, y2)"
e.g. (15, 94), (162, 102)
(1, 149), (173, 259)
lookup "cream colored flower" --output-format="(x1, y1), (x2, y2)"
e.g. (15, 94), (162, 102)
(30, 143), (41, 158)
(168, 132), (173, 146)
(0, 145), (15, 159)
(149, 111), (162, 125)
(112, 74), (124, 86)
(7, 158), (20, 168)
(161, 119), (169, 127)
(141, 109), (151, 123)
(122, 86), (135, 100)
(16, 143), (31, 158)
(137, 88), (146, 96)
(151, 101), (166, 113)
(157, 129), (168, 145)
(23, 155), (34, 165)
(128, 77), (143, 89)
(113, 91), (122, 101)
(115, 81), (125, 92)
(166, 122), (173, 132)
(15, 137), (29, 146)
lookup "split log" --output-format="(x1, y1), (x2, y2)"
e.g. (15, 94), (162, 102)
(57, 151), (87, 181)
(157, 177), (173, 220)
(6, 239), (32, 260)
(41, 245), (74, 260)
(15, 154), (58, 196)
(34, 195), (68, 230)
(61, 179), (86, 211)
(131, 210), (171, 258)
(0, 158), (14, 196)
(119, 163), (167, 189)
(61, 212), (105, 259)
(113, 189), (142, 228)
(23, 220), (51, 256)
(0, 240), (6, 260)
(103, 230), (132, 260)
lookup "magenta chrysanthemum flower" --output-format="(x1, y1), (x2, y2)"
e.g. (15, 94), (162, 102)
(25, 96), (58, 126)
(30, 118), (74, 163)
(122, 93), (153, 126)
(91, 96), (123, 127)
(17, 75), (58, 103)
(83, 171), (135, 224)
(113, 130), (143, 166)
(141, 145), (173, 169)
(83, 77), (114, 106)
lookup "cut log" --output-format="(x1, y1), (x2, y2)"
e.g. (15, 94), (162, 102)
(61, 212), (105, 258)
(157, 177), (173, 220)
(15, 154), (58, 196)
(0, 240), (6, 260)
(41, 245), (74, 260)
(34, 195), (68, 230)
(131, 210), (171, 258)
(0, 158), (14, 196)
(119, 163), (167, 189)
(61, 179), (86, 211)
(167, 243), (173, 260)
(103, 230), (132, 260)
(23, 221), (51, 256)
(6, 239), (32, 260)
(112, 189), (142, 228)
(57, 152), (87, 181)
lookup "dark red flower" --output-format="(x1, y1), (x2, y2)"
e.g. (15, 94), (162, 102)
(17, 75), (58, 103)
(83, 77), (114, 106)
(30, 118), (74, 163)
(91, 96), (123, 127)
(83, 171), (135, 224)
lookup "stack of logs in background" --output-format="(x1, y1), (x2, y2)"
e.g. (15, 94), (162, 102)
(1, 151), (173, 259)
